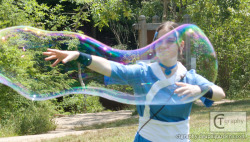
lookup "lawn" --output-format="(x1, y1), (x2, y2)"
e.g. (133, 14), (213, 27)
(43, 100), (250, 142)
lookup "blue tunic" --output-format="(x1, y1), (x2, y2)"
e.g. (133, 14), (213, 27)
(104, 61), (214, 141)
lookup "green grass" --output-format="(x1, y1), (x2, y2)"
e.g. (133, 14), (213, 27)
(187, 100), (250, 142)
(43, 100), (250, 142)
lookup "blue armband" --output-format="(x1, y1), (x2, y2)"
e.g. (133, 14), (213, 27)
(76, 52), (92, 67)
(199, 85), (213, 99)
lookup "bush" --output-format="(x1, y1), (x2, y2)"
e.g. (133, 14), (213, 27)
(52, 94), (104, 114)
(17, 101), (57, 135)
(0, 85), (56, 136)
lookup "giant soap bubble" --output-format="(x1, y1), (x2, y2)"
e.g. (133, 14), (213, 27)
(0, 24), (217, 105)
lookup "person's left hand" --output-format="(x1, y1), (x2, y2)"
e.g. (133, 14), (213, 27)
(174, 82), (201, 101)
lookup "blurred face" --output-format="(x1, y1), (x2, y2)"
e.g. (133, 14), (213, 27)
(155, 27), (179, 62)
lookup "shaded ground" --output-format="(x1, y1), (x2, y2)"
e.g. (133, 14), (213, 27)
(0, 110), (133, 142)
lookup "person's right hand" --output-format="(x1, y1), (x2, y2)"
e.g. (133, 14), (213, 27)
(43, 48), (80, 67)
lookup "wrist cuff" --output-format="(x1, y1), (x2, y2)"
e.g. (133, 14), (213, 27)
(199, 85), (213, 99)
(76, 52), (92, 67)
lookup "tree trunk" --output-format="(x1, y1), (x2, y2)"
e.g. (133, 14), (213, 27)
(162, 0), (170, 21)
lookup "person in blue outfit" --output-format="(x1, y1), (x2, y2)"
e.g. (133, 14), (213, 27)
(43, 21), (225, 142)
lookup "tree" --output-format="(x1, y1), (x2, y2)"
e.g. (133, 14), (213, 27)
(185, 0), (249, 99)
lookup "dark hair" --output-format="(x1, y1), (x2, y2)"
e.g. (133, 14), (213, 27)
(154, 21), (179, 40)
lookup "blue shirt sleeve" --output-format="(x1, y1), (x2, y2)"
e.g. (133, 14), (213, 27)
(104, 61), (147, 86)
(189, 69), (215, 107)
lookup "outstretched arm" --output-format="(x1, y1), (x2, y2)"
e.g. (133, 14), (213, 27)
(87, 55), (111, 77)
(43, 48), (112, 77)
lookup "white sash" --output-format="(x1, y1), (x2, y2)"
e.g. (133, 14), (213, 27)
(139, 62), (189, 141)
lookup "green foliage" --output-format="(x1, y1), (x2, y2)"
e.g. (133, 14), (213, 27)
(0, 0), (31, 28)
(86, 78), (134, 111)
(85, 95), (105, 113)
(16, 101), (56, 135)
(0, 85), (56, 136)
(112, 44), (129, 50)
(0, 0), (90, 31)
(0, 33), (77, 94)
(139, 0), (163, 22)
(52, 94), (104, 114)
(89, 0), (134, 29)
(186, 0), (249, 99)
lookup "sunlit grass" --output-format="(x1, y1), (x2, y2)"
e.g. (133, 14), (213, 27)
(43, 100), (249, 142)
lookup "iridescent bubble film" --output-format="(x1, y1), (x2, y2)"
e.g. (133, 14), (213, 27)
(0, 24), (217, 105)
